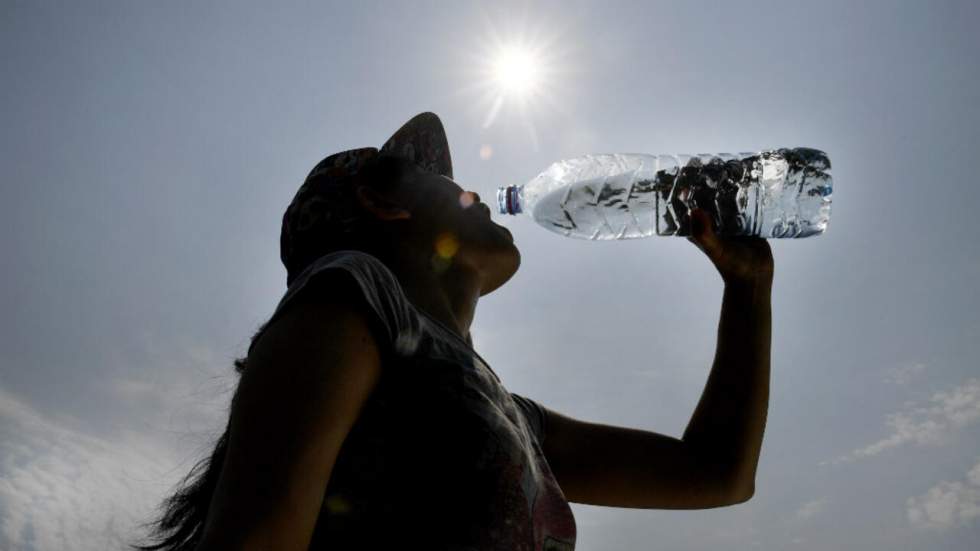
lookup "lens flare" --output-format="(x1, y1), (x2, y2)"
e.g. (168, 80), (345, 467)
(432, 232), (460, 273)
(435, 232), (460, 259)
(459, 191), (477, 209)
(324, 494), (351, 514)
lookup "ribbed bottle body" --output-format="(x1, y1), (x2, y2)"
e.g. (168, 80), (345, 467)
(498, 148), (832, 240)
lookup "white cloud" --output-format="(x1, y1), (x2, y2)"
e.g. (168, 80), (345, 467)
(0, 387), (195, 551)
(0, 333), (236, 551)
(967, 461), (980, 486)
(794, 498), (828, 521)
(883, 362), (928, 385)
(906, 458), (980, 531)
(822, 378), (980, 465)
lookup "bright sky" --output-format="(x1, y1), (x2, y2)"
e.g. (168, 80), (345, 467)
(2, 1), (980, 549)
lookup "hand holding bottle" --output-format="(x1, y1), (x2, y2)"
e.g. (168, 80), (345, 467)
(687, 208), (774, 287)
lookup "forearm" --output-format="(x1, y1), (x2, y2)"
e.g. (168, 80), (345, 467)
(682, 276), (772, 498)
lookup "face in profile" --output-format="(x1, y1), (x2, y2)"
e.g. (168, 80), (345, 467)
(387, 163), (521, 296)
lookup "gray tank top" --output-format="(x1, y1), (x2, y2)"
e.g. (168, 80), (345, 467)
(250, 250), (576, 550)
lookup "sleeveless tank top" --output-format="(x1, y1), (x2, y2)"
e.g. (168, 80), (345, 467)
(249, 250), (576, 550)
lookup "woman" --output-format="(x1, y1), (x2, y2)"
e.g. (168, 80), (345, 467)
(138, 112), (773, 550)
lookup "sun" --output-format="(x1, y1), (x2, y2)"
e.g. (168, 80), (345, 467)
(453, 11), (580, 149)
(476, 38), (559, 142)
(491, 46), (542, 97)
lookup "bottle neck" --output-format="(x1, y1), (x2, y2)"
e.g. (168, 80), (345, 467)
(497, 185), (523, 215)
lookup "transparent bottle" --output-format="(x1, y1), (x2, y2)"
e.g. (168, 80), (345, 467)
(497, 148), (832, 239)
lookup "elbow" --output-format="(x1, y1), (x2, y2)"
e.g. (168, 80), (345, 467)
(713, 463), (755, 506)
(726, 480), (755, 505)
(731, 488), (754, 505)
(718, 459), (757, 505)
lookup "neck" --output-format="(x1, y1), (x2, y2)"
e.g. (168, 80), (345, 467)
(379, 246), (482, 344)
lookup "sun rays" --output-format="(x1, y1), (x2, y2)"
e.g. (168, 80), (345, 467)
(454, 9), (580, 151)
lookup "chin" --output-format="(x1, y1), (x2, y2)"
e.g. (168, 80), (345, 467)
(479, 241), (521, 296)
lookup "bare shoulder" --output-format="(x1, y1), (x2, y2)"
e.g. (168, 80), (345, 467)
(248, 269), (382, 367)
(197, 271), (384, 549)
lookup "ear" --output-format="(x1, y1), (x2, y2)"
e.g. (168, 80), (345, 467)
(355, 185), (412, 221)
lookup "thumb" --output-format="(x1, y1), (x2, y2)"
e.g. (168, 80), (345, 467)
(689, 209), (720, 255)
(691, 208), (712, 237)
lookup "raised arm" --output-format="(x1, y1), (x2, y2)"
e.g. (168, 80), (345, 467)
(195, 274), (383, 550)
(540, 208), (772, 509)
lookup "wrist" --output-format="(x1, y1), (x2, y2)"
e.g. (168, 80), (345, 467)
(724, 274), (773, 293)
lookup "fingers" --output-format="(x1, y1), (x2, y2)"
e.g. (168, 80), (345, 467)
(690, 209), (718, 248)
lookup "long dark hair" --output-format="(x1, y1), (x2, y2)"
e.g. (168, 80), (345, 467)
(132, 345), (254, 551)
(134, 154), (412, 550)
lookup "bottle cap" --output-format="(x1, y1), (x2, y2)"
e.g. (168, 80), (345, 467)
(497, 185), (522, 215)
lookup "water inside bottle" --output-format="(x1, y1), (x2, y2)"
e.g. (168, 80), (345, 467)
(532, 178), (658, 240)
(529, 149), (832, 240)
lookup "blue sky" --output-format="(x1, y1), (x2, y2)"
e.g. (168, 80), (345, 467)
(2, 1), (979, 549)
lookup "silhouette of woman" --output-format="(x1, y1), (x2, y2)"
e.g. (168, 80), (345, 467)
(137, 112), (773, 551)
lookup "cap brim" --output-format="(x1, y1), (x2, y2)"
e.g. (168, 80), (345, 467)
(380, 111), (453, 179)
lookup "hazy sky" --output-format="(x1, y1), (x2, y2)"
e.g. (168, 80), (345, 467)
(2, 1), (979, 549)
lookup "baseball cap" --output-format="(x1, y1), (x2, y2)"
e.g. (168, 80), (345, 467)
(280, 112), (454, 286)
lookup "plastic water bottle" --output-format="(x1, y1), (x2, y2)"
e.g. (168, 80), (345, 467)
(497, 148), (832, 239)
